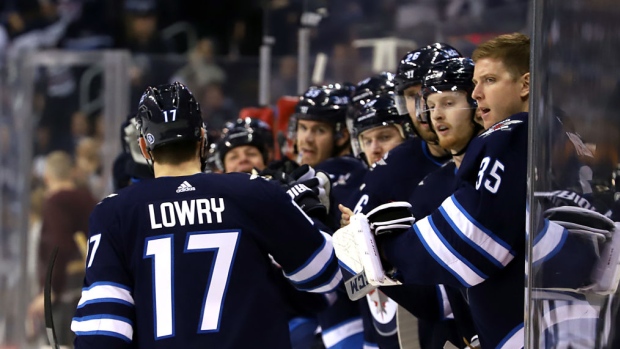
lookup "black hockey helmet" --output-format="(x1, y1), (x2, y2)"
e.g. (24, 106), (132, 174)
(215, 125), (269, 172)
(352, 72), (395, 106)
(136, 81), (204, 151)
(350, 94), (414, 159)
(421, 57), (476, 106)
(225, 117), (274, 151)
(420, 58), (481, 155)
(394, 43), (462, 94)
(290, 83), (352, 139)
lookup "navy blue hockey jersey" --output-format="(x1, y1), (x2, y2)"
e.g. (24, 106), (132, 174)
(378, 161), (478, 349)
(313, 157), (368, 347)
(315, 155), (367, 211)
(343, 138), (450, 348)
(381, 113), (530, 348)
(71, 172), (342, 349)
(350, 138), (450, 215)
(409, 161), (457, 220)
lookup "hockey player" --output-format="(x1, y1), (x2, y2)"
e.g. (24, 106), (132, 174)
(348, 78), (414, 167)
(292, 83), (367, 216)
(344, 43), (459, 217)
(347, 93), (420, 349)
(361, 33), (531, 348)
(112, 115), (153, 191)
(409, 57), (483, 218)
(339, 44), (462, 349)
(289, 84), (367, 348)
(214, 121), (271, 174)
(402, 57), (483, 348)
(71, 82), (342, 349)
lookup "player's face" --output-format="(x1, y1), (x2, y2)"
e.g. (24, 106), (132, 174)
(359, 125), (404, 165)
(223, 145), (265, 174)
(472, 58), (530, 129)
(426, 91), (475, 152)
(403, 85), (439, 143)
(296, 119), (334, 167)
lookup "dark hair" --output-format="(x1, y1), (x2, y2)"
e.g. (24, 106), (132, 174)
(151, 140), (200, 165)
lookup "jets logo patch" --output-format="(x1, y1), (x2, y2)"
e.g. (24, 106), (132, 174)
(480, 118), (524, 138)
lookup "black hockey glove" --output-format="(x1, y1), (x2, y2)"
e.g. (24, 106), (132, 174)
(286, 180), (327, 219)
(286, 164), (332, 212)
(367, 202), (416, 236)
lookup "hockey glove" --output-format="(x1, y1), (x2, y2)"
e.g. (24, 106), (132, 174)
(286, 181), (327, 219)
(289, 165), (332, 212)
(543, 206), (620, 294)
(544, 205), (614, 240)
(367, 202), (416, 236)
(333, 213), (402, 300)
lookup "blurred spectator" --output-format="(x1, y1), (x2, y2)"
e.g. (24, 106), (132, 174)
(71, 110), (89, 147)
(329, 43), (361, 84)
(3, 0), (54, 39)
(177, 0), (259, 55)
(228, 5), (263, 58)
(36, 65), (79, 155)
(122, 0), (175, 108)
(28, 151), (96, 346)
(60, 0), (115, 50)
(171, 37), (226, 95)
(268, 0), (301, 56)
(74, 137), (104, 198)
(121, 0), (171, 53)
(271, 55), (297, 102)
(198, 83), (238, 132)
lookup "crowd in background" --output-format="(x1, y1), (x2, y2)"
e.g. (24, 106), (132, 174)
(5, 0), (620, 347)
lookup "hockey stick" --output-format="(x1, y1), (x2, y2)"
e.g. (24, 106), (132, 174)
(44, 247), (60, 349)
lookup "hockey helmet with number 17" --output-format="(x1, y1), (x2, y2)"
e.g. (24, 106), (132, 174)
(136, 81), (205, 151)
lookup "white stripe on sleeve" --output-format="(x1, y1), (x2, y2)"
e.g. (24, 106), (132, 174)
(71, 316), (133, 342)
(442, 196), (513, 266)
(285, 231), (335, 283)
(322, 318), (364, 348)
(415, 217), (486, 287)
(77, 283), (134, 308)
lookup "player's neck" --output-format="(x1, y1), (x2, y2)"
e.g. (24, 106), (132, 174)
(453, 153), (464, 168)
(153, 160), (201, 178)
(519, 96), (529, 114)
(427, 142), (450, 158)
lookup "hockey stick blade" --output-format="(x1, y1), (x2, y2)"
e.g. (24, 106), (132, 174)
(44, 247), (60, 349)
(344, 271), (377, 301)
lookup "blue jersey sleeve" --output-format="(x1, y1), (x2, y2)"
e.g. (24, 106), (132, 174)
(382, 118), (527, 288)
(73, 196), (136, 348)
(251, 179), (343, 294)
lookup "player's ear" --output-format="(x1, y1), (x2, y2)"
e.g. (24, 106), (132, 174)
(520, 72), (530, 99)
(139, 136), (152, 161)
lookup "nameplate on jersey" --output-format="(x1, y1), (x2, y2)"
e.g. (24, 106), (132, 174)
(480, 118), (523, 138)
(148, 198), (225, 229)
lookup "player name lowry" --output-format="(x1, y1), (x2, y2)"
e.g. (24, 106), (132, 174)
(148, 198), (225, 229)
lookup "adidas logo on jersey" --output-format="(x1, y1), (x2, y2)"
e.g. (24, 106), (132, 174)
(176, 181), (196, 193)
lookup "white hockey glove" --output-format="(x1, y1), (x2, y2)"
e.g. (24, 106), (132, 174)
(333, 212), (402, 301)
(544, 206), (614, 240)
(543, 206), (620, 294)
